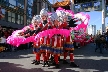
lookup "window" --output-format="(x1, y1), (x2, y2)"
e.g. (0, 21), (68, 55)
(17, 19), (20, 24)
(12, 13), (15, 18)
(21, 16), (23, 20)
(17, 15), (24, 24)
(8, 16), (11, 22)
(8, 12), (11, 22)
(21, 16), (24, 24)
(27, 18), (31, 25)
(8, 12), (11, 16)
(8, 12), (16, 23)
(21, 20), (23, 24)
(12, 17), (15, 23)
(18, 15), (20, 19)
(11, 13), (15, 23)
(17, 15), (21, 24)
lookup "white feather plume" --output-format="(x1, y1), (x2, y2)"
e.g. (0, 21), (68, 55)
(40, 8), (48, 16)
(31, 15), (41, 24)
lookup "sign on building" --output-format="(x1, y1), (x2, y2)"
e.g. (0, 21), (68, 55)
(93, 1), (102, 11)
(74, 0), (102, 13)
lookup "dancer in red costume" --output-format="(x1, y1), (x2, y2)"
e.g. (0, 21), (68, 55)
(30, 15), (42, 65)
(49, 12), (63, 68)
(39, 8), (52, 67)
(60, 11), (79, 67)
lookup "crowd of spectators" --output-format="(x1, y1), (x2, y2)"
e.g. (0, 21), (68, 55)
(0, 26), (13, 52)
(0, 26), (31, 52)
(94, 29), (108, 54)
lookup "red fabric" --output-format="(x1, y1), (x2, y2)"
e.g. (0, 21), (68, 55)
(56, 36), (61, 47)
(36, 53), (40, 61)
(39, 23), (43, 28)
(66, 36), (71, 42)
(51, 37), (55, 46)
(64, 52), (68, 60)
(42, 53), (46, 61)
(54, 55), (59, 64)
(61, 35), (64, 45)
(58, 22), (67, 29)
(70, 53), (74, 62)
(40, 37), (44, 45)
(46, 53), (50, 61)
(46, 36), (50, 45)
(41, 24), (48, 31)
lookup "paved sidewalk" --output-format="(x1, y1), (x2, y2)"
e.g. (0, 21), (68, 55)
(0, 43), (108, 72)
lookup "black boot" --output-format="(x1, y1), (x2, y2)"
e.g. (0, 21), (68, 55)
(46, 61), (50, 67)
(42, 61), (46, 67)
(63, 60), (69, 64)
(55, 64), (59, 68)
(50, 56), (54, 61)
(51, 61), (56, 65)
(35, 61), (40, 65)
(58, 57), (62, 61)
(70, 62), (79, 67)
(31, 60), (36, 64)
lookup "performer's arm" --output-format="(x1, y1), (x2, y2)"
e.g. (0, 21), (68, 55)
(41, 21), (52, 31)
(31, 28), (41, 35)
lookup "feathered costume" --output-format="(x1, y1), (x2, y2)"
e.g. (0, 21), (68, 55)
(6, 7), (90, 68)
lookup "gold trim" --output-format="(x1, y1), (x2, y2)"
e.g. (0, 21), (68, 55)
(65, 48), (74, 50)
(33, 46), (40, 48)
(40, 44), (46, 46)
(52, 46), (56, 48)
(47, 44), (51, 47)
(66, 42), (73, 44)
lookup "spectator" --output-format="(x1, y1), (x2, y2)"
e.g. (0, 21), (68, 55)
(105, 29), (108, 48)
(95, 35), (106, 54)
(0, 28), (4, 38)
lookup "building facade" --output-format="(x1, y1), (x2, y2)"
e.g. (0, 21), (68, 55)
(0, 0), (33, 29)
(32, 0), (53, 16)
(97, 30), (101, 35)
(87, 25), (96, 35)
(106, 26), (108, 31)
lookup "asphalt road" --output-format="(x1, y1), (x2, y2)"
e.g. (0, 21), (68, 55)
(0, 43), (108, 72)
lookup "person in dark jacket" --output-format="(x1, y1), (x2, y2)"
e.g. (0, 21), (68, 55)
(105, 29), (108, 48)
(95, 35), (106, 54)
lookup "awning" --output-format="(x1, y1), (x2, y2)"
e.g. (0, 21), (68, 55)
(0, 20), (24, 29)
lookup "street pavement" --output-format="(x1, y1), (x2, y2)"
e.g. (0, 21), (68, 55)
(0, 43), (108, 72)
